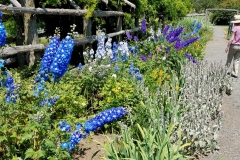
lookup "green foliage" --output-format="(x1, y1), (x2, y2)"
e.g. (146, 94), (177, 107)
(3, 16), (16, 37)
(41, 0), (67, 7)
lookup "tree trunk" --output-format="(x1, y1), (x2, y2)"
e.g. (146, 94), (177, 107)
(20, 0), (39, 66)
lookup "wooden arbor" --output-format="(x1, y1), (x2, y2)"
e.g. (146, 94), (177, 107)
(0, 0), (139, 67)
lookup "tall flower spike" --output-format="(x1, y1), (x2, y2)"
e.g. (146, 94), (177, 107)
(50, 36), (75, 80)
(84, 107), (127, 134)
(141, 19), (147, 33)
(0, 11), (6, 47)
(36, 36), (60, 82)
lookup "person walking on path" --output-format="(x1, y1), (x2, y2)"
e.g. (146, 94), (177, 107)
(225, 15), (240, 78)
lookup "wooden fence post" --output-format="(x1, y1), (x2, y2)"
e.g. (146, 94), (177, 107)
(20, 0), (39, 67)
(83, 17), (92, 49)
(14, 15), (25, 68)
(116, 6), (122, 42)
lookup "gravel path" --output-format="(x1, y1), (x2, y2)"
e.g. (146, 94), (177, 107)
(200, 25), (240, 160)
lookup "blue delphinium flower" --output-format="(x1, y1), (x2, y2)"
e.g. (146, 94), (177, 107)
(84, 107), (127, 134)
(95, 33), (106, 60)
(0, 11), (6, 47)
(136, 73), (143, 81)
(61, 142), (69, 149)
(76, 123), (82, 130)
(36, 36), (60, 82)
(192, 22), (202, 35)
(0, 59), (5, 69)
(118, 42), (129, 62)
(129, 63), (134, 75)
(58, 120), (72, 132)
(78, 63), (83, 70)
(110, 42), (118, 63)
(68, 130), (83, 151)
(114, 65), (119, 72)
(50, 36), (75, 80)
(141, 19), (147, 33)
(40, 96), (59, 106)
(5, 75), (17, 103)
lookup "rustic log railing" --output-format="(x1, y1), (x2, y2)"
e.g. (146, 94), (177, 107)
(0, 27), (140, 58)
(0, 5), (124, 17)
(0, 0), (139, 66)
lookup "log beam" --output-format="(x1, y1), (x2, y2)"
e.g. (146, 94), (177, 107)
(122, 0), (135, 9)
(0, 5), (124, 17)
(0, 27), (140, 58)
(8, 0), (22, 7)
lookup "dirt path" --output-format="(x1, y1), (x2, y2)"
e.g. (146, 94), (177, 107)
(200, 25), (240, 160)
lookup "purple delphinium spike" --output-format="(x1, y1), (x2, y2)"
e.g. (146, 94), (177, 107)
(162, 25), (170, 35)
(166, 47), (171, 53)
(180, 37), (199, 49)
(184, 53), (197, 64)
(141, 19), (147, 33)
(126, 32), (132, 40)
(140, 55), (147, 61)
(133, 36), (138, 42)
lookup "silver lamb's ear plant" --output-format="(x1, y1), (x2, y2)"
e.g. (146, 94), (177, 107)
(177, 60), (232, 157)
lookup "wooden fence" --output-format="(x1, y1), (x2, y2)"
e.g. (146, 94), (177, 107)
(0, 0), (140, 67)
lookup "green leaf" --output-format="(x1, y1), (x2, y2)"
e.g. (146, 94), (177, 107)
(21, 132), (34, 142)
(44, 139), (56, 149)
(0, 136), (7, 142)
(33, 149), (45, 159)
(25, 148), (35, 160)
(91, 150), (100, 160)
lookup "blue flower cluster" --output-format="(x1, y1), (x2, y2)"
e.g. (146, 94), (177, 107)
(50, 36), (75, 80)
(84, 107), (127, 133)
(0, 11), (6, 47)
(95, 33), (106, 60)
(36, 36), (60, 82)
(40, 95), (60, 106)
(0, 59), (7, 69)
(129, 63), (143, 81)
(59, 107), (127, 152)
(61, 123), (83, 151)
(59, 120), (72, 132)
(110, 42), (118, 63)
(118, 42), (129, 62)
(5, 75), (17, 103)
